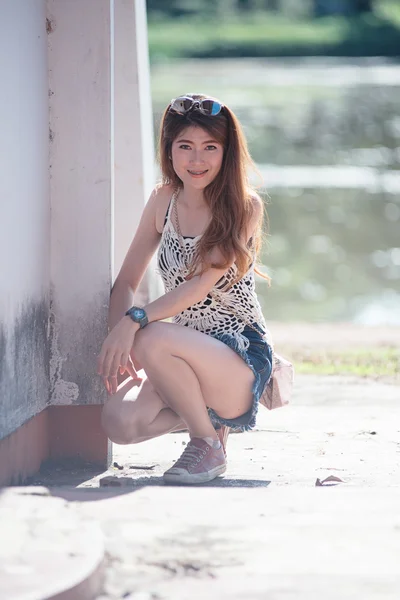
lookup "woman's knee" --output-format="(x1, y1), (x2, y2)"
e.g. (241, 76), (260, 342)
(101, 401), (142, 445)
(133, 322), (171, 364)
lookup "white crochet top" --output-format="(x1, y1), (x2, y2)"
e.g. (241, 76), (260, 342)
(157, 193), (271, 352)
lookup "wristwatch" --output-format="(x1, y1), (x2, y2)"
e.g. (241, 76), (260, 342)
(125, 306), (149, 329)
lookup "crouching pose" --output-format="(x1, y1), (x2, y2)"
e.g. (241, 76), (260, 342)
(97, 93), (273, 484)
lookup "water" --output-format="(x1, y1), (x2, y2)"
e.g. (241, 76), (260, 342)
(150, 58), (400, 324)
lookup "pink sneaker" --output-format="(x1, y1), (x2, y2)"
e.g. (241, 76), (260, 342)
(163, 438), (227, 484)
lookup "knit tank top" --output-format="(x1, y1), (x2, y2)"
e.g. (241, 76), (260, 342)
(156, 193), (272, 352)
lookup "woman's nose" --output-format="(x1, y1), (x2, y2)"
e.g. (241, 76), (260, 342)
(190, 149), (204, 163)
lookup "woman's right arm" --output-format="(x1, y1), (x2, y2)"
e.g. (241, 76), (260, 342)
(108, 185), (169, 331)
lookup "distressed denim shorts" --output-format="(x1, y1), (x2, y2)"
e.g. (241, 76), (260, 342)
(208, 324), (273, 432)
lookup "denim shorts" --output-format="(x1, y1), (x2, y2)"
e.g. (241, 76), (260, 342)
(208, 324), (273, 432)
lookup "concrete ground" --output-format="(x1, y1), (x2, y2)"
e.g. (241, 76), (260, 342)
(1, 369), (399, 599)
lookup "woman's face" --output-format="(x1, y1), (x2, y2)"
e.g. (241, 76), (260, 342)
(170, 125), (224, 191)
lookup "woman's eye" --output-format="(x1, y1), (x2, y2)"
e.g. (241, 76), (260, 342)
(206, 145), (217, 151)
(179, 144), (191, 150)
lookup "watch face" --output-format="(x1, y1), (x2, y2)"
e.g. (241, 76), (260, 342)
(133, 308), (145, 320)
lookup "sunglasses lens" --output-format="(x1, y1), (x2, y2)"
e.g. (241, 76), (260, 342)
(201, 100), (222, 116)
(171, 97), (193, 114)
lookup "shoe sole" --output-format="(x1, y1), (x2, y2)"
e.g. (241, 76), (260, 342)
(163, 463), (227, 485)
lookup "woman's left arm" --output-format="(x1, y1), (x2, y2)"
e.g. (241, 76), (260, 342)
(143, 267), (230, 324)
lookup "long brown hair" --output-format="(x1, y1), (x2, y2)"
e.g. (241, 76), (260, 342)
(158, 93), (269, 284)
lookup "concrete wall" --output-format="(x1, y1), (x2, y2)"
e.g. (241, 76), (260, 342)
(0, 0), (156, 450)
(47, 0), (112, 407)
(0, 1), (50, 440)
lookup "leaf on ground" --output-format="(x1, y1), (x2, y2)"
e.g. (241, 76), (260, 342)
(129, 464), (157, 470)
(323, 467), (346, 471)
(315, 475), (344, 486)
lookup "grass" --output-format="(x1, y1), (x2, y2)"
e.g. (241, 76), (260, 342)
(149, 14), (343, 59)
(148, 1), (400, 61)
(286, 347), (400, 379)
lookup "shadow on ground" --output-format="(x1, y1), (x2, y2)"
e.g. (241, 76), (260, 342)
(99, 475), (270, 489)
(24, 457), (106, 488)
(49, 477), (270, 502)
(20, 455), (270, 503)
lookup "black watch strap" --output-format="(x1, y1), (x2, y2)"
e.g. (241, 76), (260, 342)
(125, 307), (149, 328)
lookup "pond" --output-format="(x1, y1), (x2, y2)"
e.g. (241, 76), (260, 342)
(150, 58), (400, 324)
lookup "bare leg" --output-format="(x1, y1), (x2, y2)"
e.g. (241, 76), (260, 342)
(101, 377), (186, 444)
(102, 323), (253, 449)
(137, 353), (218, 440)
(133, 322), (254, 441)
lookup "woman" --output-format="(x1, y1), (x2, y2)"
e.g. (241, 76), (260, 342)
(97, 93), (273, 485)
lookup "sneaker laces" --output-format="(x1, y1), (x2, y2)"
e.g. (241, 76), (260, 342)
(173, 440), (209, 469)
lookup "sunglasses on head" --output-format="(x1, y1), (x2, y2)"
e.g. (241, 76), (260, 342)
(169, 96), (224, 117)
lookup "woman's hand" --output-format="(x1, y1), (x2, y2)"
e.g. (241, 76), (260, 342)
(117, 348), (143, 385)
(97, 316), (141, 395)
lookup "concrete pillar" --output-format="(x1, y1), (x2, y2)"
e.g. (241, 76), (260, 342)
(113, 0), (159, 303)
(47, 0), (113, 463)
(45, 0), (157, 466)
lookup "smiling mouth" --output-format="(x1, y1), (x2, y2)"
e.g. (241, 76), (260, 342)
(188, 169), (208, 176)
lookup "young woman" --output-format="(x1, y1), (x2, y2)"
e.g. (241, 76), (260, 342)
(97, 93), (273, 484)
